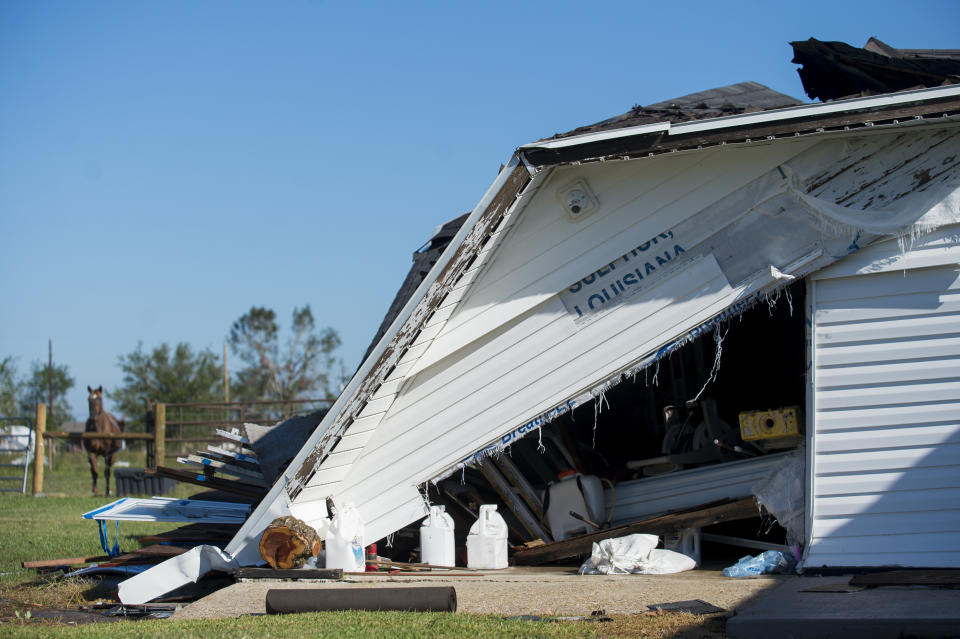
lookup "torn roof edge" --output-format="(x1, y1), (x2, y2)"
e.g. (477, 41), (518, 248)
(520, 84), (960, 155)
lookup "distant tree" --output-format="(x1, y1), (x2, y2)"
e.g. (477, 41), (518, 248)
(112, 342), (223, 429)
(18, 361), (74, 429)
(0, 357), (21, 417)
(228, 305), (341, 402)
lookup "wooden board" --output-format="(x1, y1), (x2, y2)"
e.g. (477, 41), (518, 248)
(150, 466), (268, 499)
(512, 497), (758, 565)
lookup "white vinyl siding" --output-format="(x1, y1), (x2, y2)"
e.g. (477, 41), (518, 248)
(806, 227), (960, 568)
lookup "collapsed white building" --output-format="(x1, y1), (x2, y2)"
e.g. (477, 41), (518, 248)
(123, 42), (960, 602)
(224, 71), (960, 571)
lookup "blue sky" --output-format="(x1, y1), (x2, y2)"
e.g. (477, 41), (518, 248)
(1, 1), (957, 418)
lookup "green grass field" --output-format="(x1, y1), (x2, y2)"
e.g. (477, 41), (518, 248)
(0, 452), (718, 637)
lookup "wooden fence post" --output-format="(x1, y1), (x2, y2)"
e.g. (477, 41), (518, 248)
(154, 403), (165, 469)
(32, 403), (46, 496)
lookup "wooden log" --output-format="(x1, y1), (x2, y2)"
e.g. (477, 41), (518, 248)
(259, 516), (322, 570)
(512, 497), (759, 565)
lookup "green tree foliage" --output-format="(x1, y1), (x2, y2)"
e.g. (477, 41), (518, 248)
(112, 342), (223, 428)
(18, 361), (75, 429)
(0, 357), (22, 417)
(229, 305), (341, 402)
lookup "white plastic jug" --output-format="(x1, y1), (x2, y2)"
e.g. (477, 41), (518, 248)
(664, 527), (701, 566)
(466, 504), (508, 569)
(325, 502), (365, 572)
(420, 505), (456, 567)
(545, 472), (605, 540)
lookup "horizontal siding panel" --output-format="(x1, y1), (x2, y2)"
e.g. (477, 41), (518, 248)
(815, 466), (960, 496)
(816, 401), (960, 432)
(295, 485), (336, 503)
(815, 423), (960, 452)
(397, 341), (432, 367)
(343, 414), (385, 435)
(816, 357), (960, 388)
(811, 511), (960, 538)
(802, 550), (960, 569)
(318, 448), (360, 470)
(303, 464), (352, 489)
(815, 267), (960, 303)
(815, 334), (960, 366)
(814, 445), (959, 475)
(383, 360), (416, 383)
(816, 314), (960, 345)
(357, 393), (396, 419)
(334, 430), (377, 454)
(369, 378), (404, 401)
(815, 289), (960, 325)
(411, 322), (444, 346)
(809, 531), (960, 554)
(814, 487), (960, 517)
(816, 379), (960, 410)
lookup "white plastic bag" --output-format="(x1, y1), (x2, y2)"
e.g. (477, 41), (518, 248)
(578, 534), (658, 574)
(579, 534), (696, 575)
(632, 548), (697, 574)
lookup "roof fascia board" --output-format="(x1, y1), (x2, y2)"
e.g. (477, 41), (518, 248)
(519, 85), (960, 164)
(225, 153), (529, 559)
(671, 84), (960, 134)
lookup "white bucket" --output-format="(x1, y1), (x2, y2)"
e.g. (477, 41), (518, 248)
(545, 472), (605, 540)
(466, 504), (508, 569)
(325, 502), (365, 572)
(420, 505), (456, 567)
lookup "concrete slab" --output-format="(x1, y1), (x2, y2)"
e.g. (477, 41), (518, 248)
(727, 575), (960, 639)
(173, 566), (784, 619)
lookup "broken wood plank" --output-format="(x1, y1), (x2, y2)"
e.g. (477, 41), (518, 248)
(478, 459), (550, 542)
(178, 454), (269, 485)
(207, 444), (258, 462)
(216, 428), (250, 444)
(512, 497), (759, 565)
(493, 454), (545, 521)
(150, 466), (268, 499)
(23, 555), (112, 569)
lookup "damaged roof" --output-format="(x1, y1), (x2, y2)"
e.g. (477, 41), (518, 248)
(543, 81), (803, 142)
(792, 37), (960, 102)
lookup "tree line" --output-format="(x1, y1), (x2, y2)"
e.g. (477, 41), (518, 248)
(0, 305), (341, 430)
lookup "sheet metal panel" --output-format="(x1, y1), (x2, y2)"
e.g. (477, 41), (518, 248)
(807, 234), (960, 568)
(605, 452), (789, 526)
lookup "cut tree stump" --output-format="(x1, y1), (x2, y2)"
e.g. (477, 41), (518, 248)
(259, 516), (322, 569)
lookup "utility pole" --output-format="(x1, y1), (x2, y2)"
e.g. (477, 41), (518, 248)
(47, 339), (53, 425)
(224, 342), (230, 403)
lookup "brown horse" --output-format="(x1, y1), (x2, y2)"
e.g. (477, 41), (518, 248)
(85, 386), (123, 495)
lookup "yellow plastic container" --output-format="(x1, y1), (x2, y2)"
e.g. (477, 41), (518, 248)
(738, 406), (801, 441)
